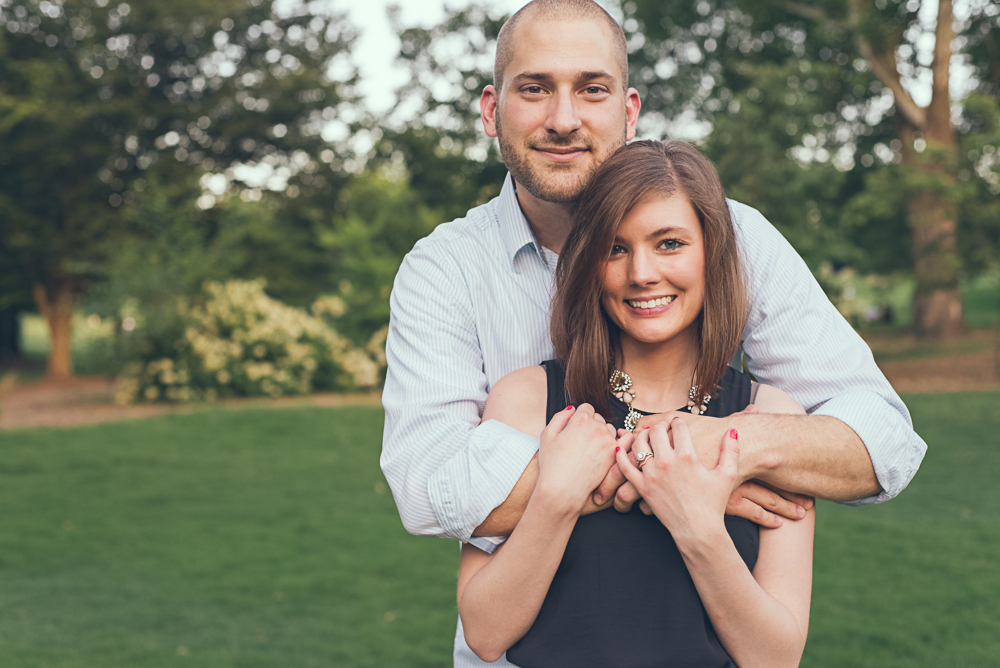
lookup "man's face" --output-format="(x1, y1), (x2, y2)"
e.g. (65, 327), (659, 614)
(488, 18), (639, 204)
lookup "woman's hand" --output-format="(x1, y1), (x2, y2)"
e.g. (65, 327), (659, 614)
(536, 404), (618, 516)
(615, 418), (739, 544)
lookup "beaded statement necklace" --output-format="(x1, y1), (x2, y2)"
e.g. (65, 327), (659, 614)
(609, 369), (712, 432)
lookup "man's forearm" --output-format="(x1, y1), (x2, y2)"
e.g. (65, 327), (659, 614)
(733, 413), (882, 502)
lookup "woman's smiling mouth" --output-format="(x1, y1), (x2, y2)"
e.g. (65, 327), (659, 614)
(626, 296), (676, 310)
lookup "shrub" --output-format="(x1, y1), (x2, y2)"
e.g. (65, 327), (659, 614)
(116, 280), (382, 404)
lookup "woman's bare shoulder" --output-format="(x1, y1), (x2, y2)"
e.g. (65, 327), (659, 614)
(482, 365), (549, 438)
(752, 383), (806, 416)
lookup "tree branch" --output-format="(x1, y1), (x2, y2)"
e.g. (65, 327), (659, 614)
(786, 0), (926, 130)
(784, 2), (832, 24)
(856, 34), (927, 130)
(926, 0), (953, 135)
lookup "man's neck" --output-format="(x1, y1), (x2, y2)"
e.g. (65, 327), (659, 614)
(513, 180), (575, 255)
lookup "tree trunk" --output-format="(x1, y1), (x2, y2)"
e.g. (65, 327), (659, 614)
(902, 0), (964, 339)
(32, 283), (74, 378)
(905, 178), (964, 338)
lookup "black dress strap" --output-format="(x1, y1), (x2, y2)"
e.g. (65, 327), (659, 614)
(541, 360), (568, 423)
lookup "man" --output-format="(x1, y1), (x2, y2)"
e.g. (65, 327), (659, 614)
(381, 0), (925, 665)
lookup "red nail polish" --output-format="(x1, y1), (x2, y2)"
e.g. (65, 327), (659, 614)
(729, 429), (738, 440)
(615, 446), (620, 453)
(565, 405), (573, 411)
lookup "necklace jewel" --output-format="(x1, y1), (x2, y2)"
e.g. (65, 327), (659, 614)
(611, 368), (710, 428)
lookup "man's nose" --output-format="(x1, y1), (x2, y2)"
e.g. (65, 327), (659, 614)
(545, 88), (582, 137)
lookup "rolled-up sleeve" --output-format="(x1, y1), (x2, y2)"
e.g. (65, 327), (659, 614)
(380, 240), (539, 541)
(733, 201), (927, 503)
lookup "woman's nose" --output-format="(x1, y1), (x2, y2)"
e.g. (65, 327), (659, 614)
(627, 250), (659, 285)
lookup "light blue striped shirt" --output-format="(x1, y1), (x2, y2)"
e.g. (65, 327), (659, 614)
(380, 173), (926, 667)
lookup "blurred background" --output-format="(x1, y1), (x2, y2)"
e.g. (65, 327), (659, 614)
(0, 0), (998, 665)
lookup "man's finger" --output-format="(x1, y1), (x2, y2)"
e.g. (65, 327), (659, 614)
(614, 481), (640, 513)
(638, 500), (653, 516)
(592, 462), (627, 506)
(635, 411), (680, 431)
(726, 494), (784, 528)
(739, 480), (806, 520)
(766, 483), (815, 510)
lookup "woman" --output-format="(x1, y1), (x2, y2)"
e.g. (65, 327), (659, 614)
(456, 140), (815, 667)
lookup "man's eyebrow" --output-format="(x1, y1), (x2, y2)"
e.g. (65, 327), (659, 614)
(509, 72), (555, 85)
(508, 71), (618, 85)
(579, 70), (616, 84)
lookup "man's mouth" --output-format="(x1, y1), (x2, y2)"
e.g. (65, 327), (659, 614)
(533, 146), (590, 162)
(626, 296), (676, 309)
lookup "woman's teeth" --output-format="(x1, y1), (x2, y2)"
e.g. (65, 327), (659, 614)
(627, 296), (675, 309)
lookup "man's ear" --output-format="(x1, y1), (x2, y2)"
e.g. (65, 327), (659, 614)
(625, 87), (641, 142)
(481, 85), (500, 138)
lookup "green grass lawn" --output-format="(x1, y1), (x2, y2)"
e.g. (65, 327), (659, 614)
(0, 395), (998, 667)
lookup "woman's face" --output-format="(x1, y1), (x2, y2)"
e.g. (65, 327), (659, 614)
(600, 195), (705, 347)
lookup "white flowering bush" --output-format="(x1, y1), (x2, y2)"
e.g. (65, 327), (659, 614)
(116, 280), (384, 404)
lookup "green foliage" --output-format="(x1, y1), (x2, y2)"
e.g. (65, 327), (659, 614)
(0, 0), (363, 370)
(113, 279), (382, 404)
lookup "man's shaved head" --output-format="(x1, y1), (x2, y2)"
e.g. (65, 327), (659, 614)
(493, 0), (629, 95)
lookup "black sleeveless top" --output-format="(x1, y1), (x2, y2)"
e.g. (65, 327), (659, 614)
(505, 362), (758, 668)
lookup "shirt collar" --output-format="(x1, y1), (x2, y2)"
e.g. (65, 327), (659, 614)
(496, 173), (540, 268)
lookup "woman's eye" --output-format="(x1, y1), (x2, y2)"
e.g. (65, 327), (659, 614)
(610, 245), (626, 256)
(659, 239), (682, 251)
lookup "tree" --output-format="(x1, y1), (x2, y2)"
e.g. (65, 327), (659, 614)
(625, 0), (1000, 337)
(0, 0), (361, 377)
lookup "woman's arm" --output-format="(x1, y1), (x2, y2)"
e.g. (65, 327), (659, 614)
(457, 367), (620, 662)
(616, 386), (814, 668)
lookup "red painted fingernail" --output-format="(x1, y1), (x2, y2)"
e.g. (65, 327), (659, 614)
(565, 405), (573, 411)
(729, 429), (738, 440)
(615, 446), (620, 453)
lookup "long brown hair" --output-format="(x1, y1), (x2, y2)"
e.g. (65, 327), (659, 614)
(550, 139), (748, 419)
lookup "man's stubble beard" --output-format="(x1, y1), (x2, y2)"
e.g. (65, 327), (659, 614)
(495, 111), (626, 205)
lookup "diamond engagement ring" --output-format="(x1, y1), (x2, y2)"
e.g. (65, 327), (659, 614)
(635, 451), (654, 470)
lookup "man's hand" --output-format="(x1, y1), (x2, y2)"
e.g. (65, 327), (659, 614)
(725, 480), (813, 528)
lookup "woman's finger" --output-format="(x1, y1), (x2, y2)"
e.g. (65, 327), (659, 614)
(617, 430), (636, 453)
(717, 428), (740, 479)
(615, 443), (643, 487)
(646, 421), (672, 456)
(666, 416), (696, 457)
(544, 403), (576, 435)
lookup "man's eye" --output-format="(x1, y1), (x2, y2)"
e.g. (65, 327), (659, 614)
(524, 85), (544, 94)
(659, 239), (682, 251)
(585, 86), (605, 94)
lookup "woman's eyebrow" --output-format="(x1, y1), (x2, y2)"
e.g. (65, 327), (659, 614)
(647, 226), (685, 239)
